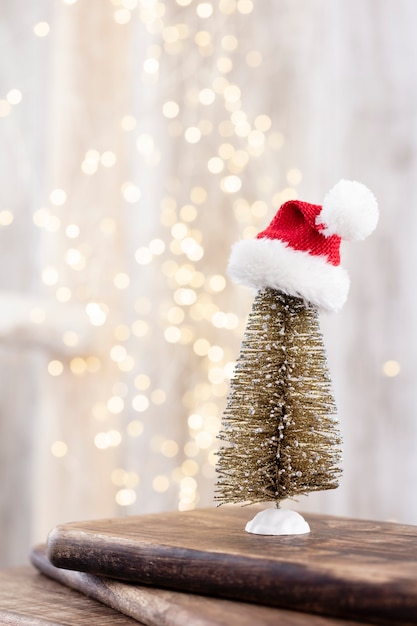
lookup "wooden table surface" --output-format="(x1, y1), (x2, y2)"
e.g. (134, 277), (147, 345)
(47, 505), (417, 625)
(0, 565), (141, 625)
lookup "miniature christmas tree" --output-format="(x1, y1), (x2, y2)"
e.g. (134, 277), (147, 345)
(216, 180), (378, 535)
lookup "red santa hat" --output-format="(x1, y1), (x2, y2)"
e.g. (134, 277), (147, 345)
(228, 180), (378, 312)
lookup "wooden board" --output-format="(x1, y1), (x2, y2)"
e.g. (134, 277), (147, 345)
(31, 544), (364, 626)
(0, 565), (140, 625)
(47, 505), (417, 625)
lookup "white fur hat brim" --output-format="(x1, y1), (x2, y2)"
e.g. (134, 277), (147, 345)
(228, 238), (350, 313)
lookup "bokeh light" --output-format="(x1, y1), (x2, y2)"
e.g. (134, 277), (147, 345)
(23, 0), (310, 521)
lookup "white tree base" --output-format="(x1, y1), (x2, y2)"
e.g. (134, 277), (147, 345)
(245, 508), (310, 535)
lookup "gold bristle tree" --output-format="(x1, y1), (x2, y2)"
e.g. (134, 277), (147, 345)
(216, 287), (342, 507)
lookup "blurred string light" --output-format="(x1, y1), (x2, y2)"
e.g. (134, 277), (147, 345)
(33, 21), (50, 37)
(0, 89), (23, 118)
(29, 0), (308, 513)
(0, 210), (14, 226)
(383, 360), (401, 377)
(51, 441), (68, 457)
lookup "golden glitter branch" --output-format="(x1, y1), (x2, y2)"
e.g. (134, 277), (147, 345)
(216, 288), (342, 506)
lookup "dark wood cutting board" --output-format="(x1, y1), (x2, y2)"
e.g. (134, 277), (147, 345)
(46, 505), (417, 625)
(31, 544), (364, 626)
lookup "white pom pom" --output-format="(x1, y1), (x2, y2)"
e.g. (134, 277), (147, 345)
(319, 179), (378, 241)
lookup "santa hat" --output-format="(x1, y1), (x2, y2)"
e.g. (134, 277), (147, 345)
(228, 180), (378, 312)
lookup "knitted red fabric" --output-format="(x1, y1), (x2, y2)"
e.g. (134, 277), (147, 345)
(256, 200), (342, 266)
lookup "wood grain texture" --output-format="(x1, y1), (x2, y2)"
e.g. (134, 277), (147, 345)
(46, 506), (417, 625)
(0, 566), (140, 625)
(31, 544), (365, 626)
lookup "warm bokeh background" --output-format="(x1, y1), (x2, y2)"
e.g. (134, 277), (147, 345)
(1, 0), (416, 566)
